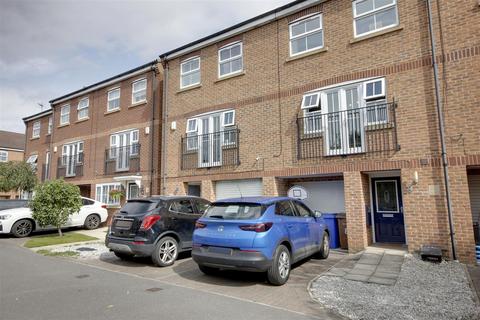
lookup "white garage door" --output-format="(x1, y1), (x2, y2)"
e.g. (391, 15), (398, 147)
(215, 179), (263, 200)
(293, 181), (345, 213)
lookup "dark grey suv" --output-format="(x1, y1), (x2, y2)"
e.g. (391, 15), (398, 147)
(105, 196), (210, 267)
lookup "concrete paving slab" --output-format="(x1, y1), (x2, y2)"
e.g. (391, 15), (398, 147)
(344, 274), (370, 282)
(353, 263), (377, 271)
(368, 276), (396, 285)
(372, 271), (399, 279)
(349, 268), (374, 276)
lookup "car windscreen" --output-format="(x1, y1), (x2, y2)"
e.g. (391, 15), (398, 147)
(120, 200), (159, 215)
(204, 203), (264, 220)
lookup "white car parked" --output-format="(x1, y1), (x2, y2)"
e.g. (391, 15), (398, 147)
(0, 197), (108, 238)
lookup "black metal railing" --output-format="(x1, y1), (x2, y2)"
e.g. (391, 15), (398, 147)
(297, 102), (399, 159)
(181, 128), (240, 170)
(57, 153), (84, 178)
(104, 144), (140, 175)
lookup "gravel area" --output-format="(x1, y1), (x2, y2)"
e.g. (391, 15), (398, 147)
(310, 255), (480, 320)
(46, 242), (111, 259)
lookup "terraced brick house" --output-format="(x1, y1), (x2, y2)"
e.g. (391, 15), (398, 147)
(24, 61), (162, 219)
(0, 130), (26, 199)
(159, 0), (480, 263)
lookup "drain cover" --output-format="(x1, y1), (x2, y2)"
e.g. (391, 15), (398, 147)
(76, 247), (96, 252)
(145, 287), (163, 292)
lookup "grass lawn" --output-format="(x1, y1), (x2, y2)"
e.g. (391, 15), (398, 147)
(24, 232), (98, 248)
(37, 249), (79, 257)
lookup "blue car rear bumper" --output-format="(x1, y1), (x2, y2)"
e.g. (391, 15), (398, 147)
(192, 246), (272, 272)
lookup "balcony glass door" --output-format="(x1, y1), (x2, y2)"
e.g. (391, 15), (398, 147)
(64, 144), (76, 177)
(198, 114), (221, 167)
(322, 85), (365, 155)
(116, 132), (130, 171)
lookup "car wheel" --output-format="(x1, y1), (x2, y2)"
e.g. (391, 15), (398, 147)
(114, 251), (134, 260)
(11, 219), (33, 238)
(84, 214), (100, 230)
(316, 232), (330, 259)
(151, 236), (178, 267)
(198, 265), (219, 276)
(267, 245), (290, 286)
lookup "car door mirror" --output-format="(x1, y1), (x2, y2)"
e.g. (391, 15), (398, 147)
(314, 211), (323, 218)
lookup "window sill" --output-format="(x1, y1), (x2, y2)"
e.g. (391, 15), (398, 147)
(129, 100), (147, 109)
(214, 71), (245, 83)
(285, 47), (328, 63)
(350, 25), (404, 44)
(30, 137), (40, 141)
(104, 109), (121, 116)
(75, 117), (89, 124)
(177, 83), (202, 94)
(57, 123), (70, 128)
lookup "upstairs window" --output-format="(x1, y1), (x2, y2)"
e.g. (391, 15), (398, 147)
(26, 154), (38, 170)
(107, 88), (121, 111)
(222, 110), (236, 145)
(289, 14), (323, 56)
(364, 78), (387, 124)
(60, 104), (70, 125)
(353, 0), (398, 37)
(0, 151), (8, 162)
(77, 97), (89, 120)
(132, 78), (147, 104)
(218, 42), (243, 78)
(186, 119), (198, 151)
(47, 116), (53, 134)
(32, 121), (40, 138)
(180, 57), (201, 89)
(301, 93), (321, 134)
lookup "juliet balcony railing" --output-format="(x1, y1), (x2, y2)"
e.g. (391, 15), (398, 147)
(57, 153), (84, 178)
(181, 128), (240, 170)
(296, 102), (399, 159)
(104, 144), (141, 175)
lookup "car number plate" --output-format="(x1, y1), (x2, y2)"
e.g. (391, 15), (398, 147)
(115, 219), (133, 229)
(208, 246), (232, 255)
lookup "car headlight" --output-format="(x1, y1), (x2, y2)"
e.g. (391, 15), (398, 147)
(0, 214), (12, 220)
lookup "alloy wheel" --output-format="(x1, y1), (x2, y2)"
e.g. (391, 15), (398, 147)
(278, 251), (290, 279)
(16, 221), (32, 237)
(159, 240), (177, 264)
(85, 215), (100, 229)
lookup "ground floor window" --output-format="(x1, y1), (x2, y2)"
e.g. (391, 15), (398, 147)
(95, 183), (122, 206)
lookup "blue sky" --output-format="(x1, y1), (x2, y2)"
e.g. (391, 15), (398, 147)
(0, 0), (290, 133)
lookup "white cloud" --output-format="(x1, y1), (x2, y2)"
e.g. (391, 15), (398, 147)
(0, 0), (291, 133)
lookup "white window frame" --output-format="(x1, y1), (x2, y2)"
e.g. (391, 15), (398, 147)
(218, 42), (243, 78)
(301, 92), (322, 134)
(185, 119), (198, 151)
(221, 110), (235, 127)
(32, 121), (40, 138)
(0, 150), (8, 162)
(109, 129), (140, 158)
(132, 78), (147, 104)
(60, 104), (70, 125)
(47, 116), (53, 134)
(364, 78), (385, 100)
(186, 119), (198, 133)
(180, 56), (201, 89)
(44, 151), (50, 180)
(289, 13), (324, 57)
(77, 97), (89, 120)
(353, 0), (399, 38)
(107, 87), (121, 111)
(95, 183), (122, 206)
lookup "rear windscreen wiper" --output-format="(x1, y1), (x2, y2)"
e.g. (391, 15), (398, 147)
(209, 215), (224, 219)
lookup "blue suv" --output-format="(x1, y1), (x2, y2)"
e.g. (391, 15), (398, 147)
(192, 197), (330, 285)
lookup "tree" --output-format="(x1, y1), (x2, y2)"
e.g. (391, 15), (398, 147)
(0, 161), (37, 194)
(30, 179), (82, 236)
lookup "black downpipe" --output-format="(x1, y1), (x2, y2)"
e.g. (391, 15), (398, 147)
(426, 0), (456, 260)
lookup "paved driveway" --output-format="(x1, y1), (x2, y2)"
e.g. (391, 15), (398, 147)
(77, 249), (346, 319)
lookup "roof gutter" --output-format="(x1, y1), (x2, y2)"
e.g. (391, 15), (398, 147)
(160, 0), (323, 60)
(426, 0), (456, 260)
(50, 62), (157, 106)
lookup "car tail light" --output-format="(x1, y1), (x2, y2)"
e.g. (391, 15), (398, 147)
(101, 205), (107, 209)
(195, 221), (207, 229)
(140, 215), (161, 230)
(239, 222), (273, 232)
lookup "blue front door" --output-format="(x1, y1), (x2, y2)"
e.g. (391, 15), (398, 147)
(372, 177), (405, 243)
